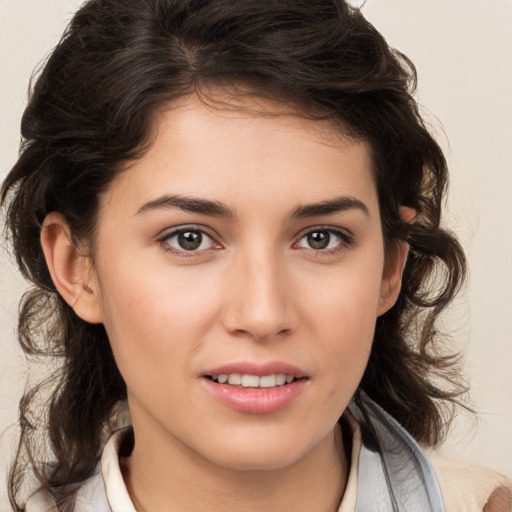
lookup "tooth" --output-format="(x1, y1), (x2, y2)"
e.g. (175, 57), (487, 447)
(276, 374), (286, 386)
(259, 375), (277, 388)
(221, 373), (296, 388)
(241, 375), (260, 387)
(228, 374), (242, 385)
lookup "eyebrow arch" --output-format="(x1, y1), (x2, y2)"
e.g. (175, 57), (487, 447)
(291, 196), (369, 218)
(136, 194), (235, 218)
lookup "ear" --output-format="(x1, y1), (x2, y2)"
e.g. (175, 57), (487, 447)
(40, 212), (103, 324)
(399, 206), (417, 224)
(376, 206), (416, 316)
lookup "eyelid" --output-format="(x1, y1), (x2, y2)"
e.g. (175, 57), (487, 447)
(293, 225), (355, 252)
(295, 225), (354, 241)
(156, 223), (219, 240)
(156, 224), (223, 255)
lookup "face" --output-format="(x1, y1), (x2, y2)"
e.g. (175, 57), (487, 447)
(87, 95), (400, 471)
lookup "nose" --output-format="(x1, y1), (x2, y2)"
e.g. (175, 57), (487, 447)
(221, 248), (295, 342)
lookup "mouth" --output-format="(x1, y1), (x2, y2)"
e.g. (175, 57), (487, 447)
(202, 363), (309, 413)
(206, 373), (304, 388)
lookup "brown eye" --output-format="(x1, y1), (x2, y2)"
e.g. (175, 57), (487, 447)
(163, 228), (216, 252)
(178, 231), (202, 250)
(296, 228), (351, 251)
(307, 231), (330, 249)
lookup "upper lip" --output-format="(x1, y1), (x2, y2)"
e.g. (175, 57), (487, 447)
(204, 361), (306, 378)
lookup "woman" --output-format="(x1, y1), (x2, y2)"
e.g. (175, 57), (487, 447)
(1, 0), (510, 510)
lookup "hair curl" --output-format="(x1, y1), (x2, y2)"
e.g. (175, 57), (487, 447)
(1, 0), (466, 509)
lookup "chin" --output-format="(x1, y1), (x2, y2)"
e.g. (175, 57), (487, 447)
(215, 449), (304, 472)
(200, 429), (320, 472)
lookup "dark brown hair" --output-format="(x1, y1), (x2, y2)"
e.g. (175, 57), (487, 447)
(1, 0), (466, 509)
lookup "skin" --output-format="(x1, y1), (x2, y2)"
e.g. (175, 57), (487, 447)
(41, 95), (408, 511)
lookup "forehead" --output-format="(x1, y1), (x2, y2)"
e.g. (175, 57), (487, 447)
(102, 94), (377, 217)
(150, 91), (367, 158)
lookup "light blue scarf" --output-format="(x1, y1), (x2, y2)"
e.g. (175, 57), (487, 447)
(349, 392), (445, 512)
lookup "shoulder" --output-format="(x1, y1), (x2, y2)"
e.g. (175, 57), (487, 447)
(425, 450), (512, 512)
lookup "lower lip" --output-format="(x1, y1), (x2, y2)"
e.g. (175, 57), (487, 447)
(202, 378), (308, 414)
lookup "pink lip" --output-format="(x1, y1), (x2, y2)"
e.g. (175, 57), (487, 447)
(201, 361), (308, 414)
(204, 361), (306, 378)
(202, 378), (308, 414)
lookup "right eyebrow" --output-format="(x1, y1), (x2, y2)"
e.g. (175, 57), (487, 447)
(135, 194), (235, 218)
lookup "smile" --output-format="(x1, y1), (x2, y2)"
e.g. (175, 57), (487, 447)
(209, 373), (297, 388)
(203, 364), (308, 414)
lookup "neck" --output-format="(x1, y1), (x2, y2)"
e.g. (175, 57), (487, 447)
(121, 419), (349, 512)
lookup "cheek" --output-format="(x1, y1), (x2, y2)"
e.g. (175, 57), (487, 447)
(301, 254), (383, 338)
(95, 256), (222, 384)
(300, 254), (383, 390)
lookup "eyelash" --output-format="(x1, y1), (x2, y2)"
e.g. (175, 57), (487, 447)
(157, 225), (354, 258)
(294, 226), (355, 256)
(157, 226), (220, 258)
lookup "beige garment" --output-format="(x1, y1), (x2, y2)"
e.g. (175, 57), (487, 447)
(25, 416), (512, 512)
(427, 449), (512, 512)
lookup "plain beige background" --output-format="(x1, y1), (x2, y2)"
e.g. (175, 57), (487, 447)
(1, 0), (511, 508)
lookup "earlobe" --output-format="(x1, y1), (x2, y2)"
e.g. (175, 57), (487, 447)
(40, 212), (103, 324)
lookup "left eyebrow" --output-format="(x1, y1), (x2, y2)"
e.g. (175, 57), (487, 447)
(291, 196), (370, 218)
(136, 194), (235, 218)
